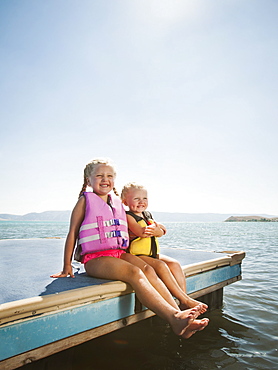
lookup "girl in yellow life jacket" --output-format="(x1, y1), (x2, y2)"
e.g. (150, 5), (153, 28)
(121, 182), (208, 314)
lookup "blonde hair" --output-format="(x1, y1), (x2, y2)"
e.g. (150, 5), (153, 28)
(78, 158), (119, 198)
(121, 182), (146, 201)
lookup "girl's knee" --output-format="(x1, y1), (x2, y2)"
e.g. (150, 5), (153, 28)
(129, 264), (142, 276)
(167, 260), (181, 272)
(122, 264), (144, 282)
(142, 264), (157, 279)
(166, 259), (177, 267)
(155, 259), (170, 274)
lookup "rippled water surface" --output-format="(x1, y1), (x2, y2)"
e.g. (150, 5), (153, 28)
(0, 221), (69, 240)
(1, 221), (278, 369)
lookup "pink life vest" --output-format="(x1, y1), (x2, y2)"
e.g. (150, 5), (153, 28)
(78, 192), (129, 255)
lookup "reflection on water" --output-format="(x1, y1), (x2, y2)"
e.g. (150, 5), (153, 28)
(22, 306), (277, 370)
(21, 311), (250, 370)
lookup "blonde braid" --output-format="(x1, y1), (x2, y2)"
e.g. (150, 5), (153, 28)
(78, 175), (88, 199)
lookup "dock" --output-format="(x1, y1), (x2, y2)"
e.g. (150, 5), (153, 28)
(0, 238), (245, 369)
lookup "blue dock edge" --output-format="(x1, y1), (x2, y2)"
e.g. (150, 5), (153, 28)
(0, 239), (245, 369)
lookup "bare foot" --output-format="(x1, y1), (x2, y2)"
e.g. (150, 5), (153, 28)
(179, 297), (208, 314)
(170, 304), (202, 336)
(181, 318), (209, 339)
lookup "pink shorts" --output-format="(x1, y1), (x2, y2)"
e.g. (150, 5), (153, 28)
(82, 249), (126, 264)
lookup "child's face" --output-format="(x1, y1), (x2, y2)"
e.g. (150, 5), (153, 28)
(124, 188), (148, 214)
(87, 164), (115, 197)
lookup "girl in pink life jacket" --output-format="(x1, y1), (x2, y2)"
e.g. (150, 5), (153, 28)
(51, 158), (209, 339)
(121, 182), (208, 314)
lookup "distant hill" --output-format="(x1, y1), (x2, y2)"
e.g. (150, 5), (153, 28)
(1, 211), (277, 223)
(225, 215), (278, 222)
(0, 211), (71, 222)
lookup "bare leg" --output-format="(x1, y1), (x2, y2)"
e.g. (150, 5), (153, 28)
(139, 255), (208, 314)
(121, 253), (180, 310)
(84, 256), (204, 337)
(159, 254), (186, 292)
(158, 255), (208, 312)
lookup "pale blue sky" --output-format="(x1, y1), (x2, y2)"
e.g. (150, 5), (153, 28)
(1, 0), (277, 216)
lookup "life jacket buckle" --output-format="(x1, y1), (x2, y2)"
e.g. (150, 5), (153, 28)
(114, 218), (120, 226)
(122, 238), (128, 247)
(113, 230), (122, 237)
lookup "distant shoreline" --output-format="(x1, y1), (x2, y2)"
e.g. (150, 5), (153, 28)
(1, 211), (277, 223)
(224, 216), (278, 222)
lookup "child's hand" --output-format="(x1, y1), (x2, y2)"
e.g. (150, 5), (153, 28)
(144, 223), (156, 236)
(144, 222), (164, 237)
(50, 265), (75, 278)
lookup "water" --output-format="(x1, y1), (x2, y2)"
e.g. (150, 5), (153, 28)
(1, 221), (278, 369)
(0, 221), (69, 240)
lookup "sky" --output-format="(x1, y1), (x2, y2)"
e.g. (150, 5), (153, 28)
(0, 0), (278, 216)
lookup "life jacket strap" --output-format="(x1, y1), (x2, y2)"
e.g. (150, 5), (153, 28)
(78, 231), (129, 245)
(79, 218), (128, 232)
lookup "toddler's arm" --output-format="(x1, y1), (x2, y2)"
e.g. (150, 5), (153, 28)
(144, 221), (166, 237)
(158, 223), (167, 235)
(126, 213), (147, 237)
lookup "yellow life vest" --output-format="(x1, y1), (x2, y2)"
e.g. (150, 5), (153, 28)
(127, 211), (159, 257)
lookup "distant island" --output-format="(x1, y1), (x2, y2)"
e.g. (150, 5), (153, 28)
(225, 216), (278, 222)
(1, 211), (277, 223)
